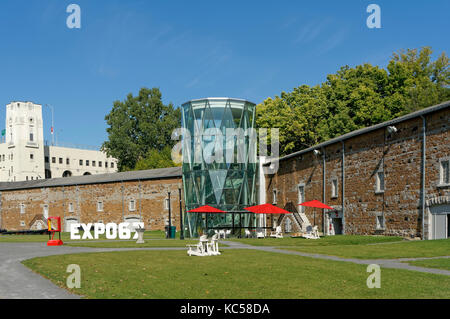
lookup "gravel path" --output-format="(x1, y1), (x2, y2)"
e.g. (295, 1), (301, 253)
(221, 241), (450, 276)
(1, 240), (448, 299)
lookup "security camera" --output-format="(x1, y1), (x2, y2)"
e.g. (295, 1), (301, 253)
(387, 126), (398, 134)
(313, 149), (320, 156)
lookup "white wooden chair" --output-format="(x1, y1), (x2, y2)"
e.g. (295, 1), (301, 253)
(187, 235), (209, 256)
(245, 229), (252, 238)
(302, 225), (320, 239)
(225, 229), (231, 238)
(270, 226), (283, 238)
(206, 234), (221, 255)
(256, 228), (265, 238)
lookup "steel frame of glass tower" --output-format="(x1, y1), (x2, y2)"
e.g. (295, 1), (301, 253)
(181, 98), (258, 238)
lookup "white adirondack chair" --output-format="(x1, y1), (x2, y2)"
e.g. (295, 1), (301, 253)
(270, 226), (283, 238)
(206, 234), (221, 255)
(187, 235), (209, 256)
(256, 228), (265, 239)
(302, 225), (320, 239)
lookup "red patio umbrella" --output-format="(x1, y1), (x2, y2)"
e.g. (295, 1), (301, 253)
(187, 205), (226, 213)
(299, 200), (333, 228)
(245, 203), (290, 232)
(299, 200), (333, 209)
(244, 203), (290, 214)
(187, 205), (226, 235)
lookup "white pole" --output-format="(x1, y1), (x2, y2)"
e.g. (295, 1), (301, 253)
(45, 104), (54, 145)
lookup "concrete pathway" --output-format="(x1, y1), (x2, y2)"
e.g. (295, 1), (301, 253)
(221, 241), (450, 276)
(0, 242), (185, 299)
(1, 240), (448, 299)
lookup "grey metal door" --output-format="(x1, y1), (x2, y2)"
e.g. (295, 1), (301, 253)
(430, 204), (450, 239)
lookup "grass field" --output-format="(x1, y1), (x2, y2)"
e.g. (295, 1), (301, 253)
(22, 249), (450, 299)
(282, 238), (450, 259)
(0, 230), (171, 243)
(405, 258), (450, 271)
(231, 235), (403, 247)
(65, 239), (222, 248)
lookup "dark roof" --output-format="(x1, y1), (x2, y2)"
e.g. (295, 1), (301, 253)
(0, 166), (182, 191)
(267, 100), (450, 164)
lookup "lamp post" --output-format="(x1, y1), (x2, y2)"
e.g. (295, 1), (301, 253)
(168, 191), (172, 238)
(179, 187), (184, 240)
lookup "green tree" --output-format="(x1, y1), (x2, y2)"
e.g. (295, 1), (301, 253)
(256, 47), (450, 156)
(134, 146), (179, 170)
(102, 87), (181, 171)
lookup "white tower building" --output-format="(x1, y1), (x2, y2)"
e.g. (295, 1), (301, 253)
(0, 102), (45, 181)
(0, 101), (118, 182)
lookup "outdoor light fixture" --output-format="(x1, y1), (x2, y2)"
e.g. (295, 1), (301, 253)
(313, 149), (320, 156)
(387, 126), (398, 134)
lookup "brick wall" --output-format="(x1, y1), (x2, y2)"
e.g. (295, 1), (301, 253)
(0, 177), (184, 232)
(266, 107), (450, 238)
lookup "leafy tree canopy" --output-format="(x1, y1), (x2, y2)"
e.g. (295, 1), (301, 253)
(256, 47), (450, 156)
(102, 87), (181, 171)
(134, 146), (180, 171)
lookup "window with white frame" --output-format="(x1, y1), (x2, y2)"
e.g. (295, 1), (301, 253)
(43, 204), (49, 219)
(129, 199), (136, 211)
(376, 213), (385, 230)
(97, 201), (103, 212)
(331, 178), (338, 198)
(272, 189), (277, 204)
(68, 202), (74, 213)
(439, 158), (450, 186)
(20, 203), (25, 214)
(164, 198), (170, 210)
(376, 171), (385, 193)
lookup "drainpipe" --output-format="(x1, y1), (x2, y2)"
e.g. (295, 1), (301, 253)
(420, 116), (426, 240)
(322, 147), (326, 235)
(341, 141), (345, 235)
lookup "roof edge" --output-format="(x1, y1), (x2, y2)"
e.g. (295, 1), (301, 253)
(267, 100), (450, 164)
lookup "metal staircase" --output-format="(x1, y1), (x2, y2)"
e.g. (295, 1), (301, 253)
(277, 203), (312, 232)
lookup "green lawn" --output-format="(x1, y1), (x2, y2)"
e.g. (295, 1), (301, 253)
(65, 239), (224, 248)
(282, 238), (450, 259)
(23, 249), (450, 299)
(0, 230), (171, 243)
(405, 258), (450, 271)
(231, 235), (403, 247)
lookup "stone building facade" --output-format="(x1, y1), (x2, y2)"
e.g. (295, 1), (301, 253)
(0, 101), (448, 239)
(264, 101), (450, 240)
(0, 167), (183, 232)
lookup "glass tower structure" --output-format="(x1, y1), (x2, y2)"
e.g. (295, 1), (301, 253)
(181, 98), (257, 237)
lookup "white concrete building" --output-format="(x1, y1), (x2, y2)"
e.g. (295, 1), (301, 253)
(0, 101), (118, 182)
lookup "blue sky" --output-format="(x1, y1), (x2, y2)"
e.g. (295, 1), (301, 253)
(0, 0), (448, 147)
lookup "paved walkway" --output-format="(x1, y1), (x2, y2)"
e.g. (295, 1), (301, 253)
(0, 242), (185, 299)
(0, 240), (449, 298)
(221, 241), (450, 276)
